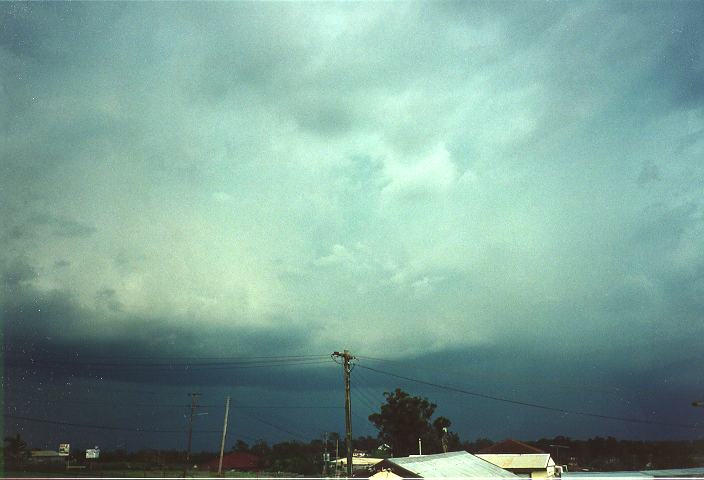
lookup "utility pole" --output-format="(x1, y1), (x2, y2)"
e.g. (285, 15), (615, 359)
(184, 393), (201, 478)
(332, 350), (354, 478)
(550, 444), (569, 466)
(218, 396), (231, 476)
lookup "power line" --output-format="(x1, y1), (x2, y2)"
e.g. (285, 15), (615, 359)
(3, 399), (343, 409)
(350, 388), (375, 416)
(356, 355), (625, 397)
(238, 410), (310, 442)
(3, 414), (221, 434)
(4, 410), (318, 442)
(352, 368), (382, 411)
(5, 357), (332, 369)
(356, 363), (701, 430)
(350, 382), (377, 414)
(2, 350), (330, 361)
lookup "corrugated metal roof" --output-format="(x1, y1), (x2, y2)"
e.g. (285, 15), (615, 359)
(477, 453), (554, 469)
(563, 467), (704, 479)
(562, 472), (653, 478)
(641, 467), (704, 477)
(383, 451), (518, 478)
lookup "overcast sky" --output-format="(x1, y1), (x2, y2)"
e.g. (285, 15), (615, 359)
(2, 1), (704, 452)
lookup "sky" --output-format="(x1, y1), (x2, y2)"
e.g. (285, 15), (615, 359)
(2, 1), (704, 454)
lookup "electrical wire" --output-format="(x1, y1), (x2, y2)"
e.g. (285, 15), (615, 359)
(356, 363), (701, 430)
(1, 350), (330, 361)
(5, 411), (317, 443)
(356, 355), (625, 397)
(352, 368), (383, 410)
(4, 357), (332, 369)
(3, 413), (221, 434)
(2, 399), (343, 409)
(350, 387), (375, 414)
(350, 383), (377, 415)
(238, 410), (310, 442)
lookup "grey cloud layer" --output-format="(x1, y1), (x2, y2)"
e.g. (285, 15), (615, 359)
(1, 1), (704, 432)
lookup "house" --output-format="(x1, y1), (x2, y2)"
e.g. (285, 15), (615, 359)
(368, 451), (518, 479)
(477, 453), (557, 479)
(479, 439), (547, 454)
(334, 455), (385, 474)
(28, 450), (65, 466)
(200, 451), (260, 472)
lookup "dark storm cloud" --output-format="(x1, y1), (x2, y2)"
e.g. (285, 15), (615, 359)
(649, 6), (704, 106)
(2, 259), (331, 391)
(41, 215), (96, 238)
(3, 213), (96, 241)
(53, 259), (71, 269)
(1, 257), (37, 287)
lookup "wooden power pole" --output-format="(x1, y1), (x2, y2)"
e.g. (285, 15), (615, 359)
(218, 396), (231, 476)
(332, 350), (354, 478)
(184, 393), (201, 477)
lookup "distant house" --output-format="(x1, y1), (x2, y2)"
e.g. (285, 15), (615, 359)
(334, 455), (384, 474)
(28, 450), (65, 466)
(368, 451), (518, 479)
(479, 439), (546, 454)
(477, 453), (557, 479)
(200, 451), (260, 472)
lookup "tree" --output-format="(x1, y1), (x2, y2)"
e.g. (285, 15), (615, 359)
(369, 388), (456, 457)
(249, 440), (270, 458)
(3, 433), (27, 464)
(232, 440), (250, 453)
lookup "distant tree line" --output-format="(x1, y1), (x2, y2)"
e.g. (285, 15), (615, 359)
(4, 389), (704, 475)
(525, 435), (704, 471)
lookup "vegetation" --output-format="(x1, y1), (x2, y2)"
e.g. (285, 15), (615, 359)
(368, 388), (461, 457)
(5, 390), (704, 476)
(526, 436), (704, 471)
(3, 433), (28, 467)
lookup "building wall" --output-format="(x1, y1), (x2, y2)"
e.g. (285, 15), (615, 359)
(529, 467), (555, 479)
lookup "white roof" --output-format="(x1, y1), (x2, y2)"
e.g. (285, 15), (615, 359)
(562, 473), (653, 478)
(382, 451), (518, 478)
(369, 471), (404, 480)
(476, 453), (555, 469)
(563, 468), (704, 478)
(335, 456), (384, 466)
(30, 450), (62, 457)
